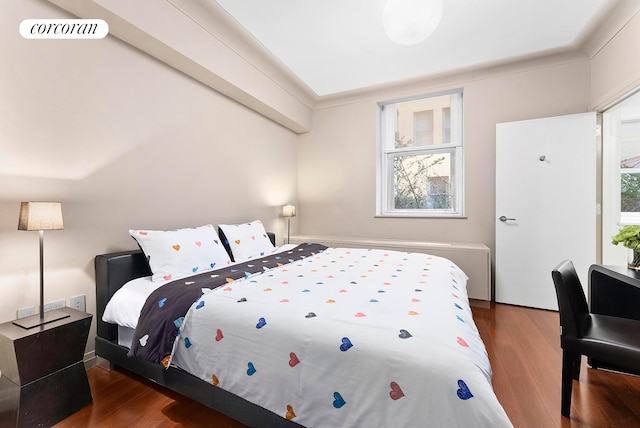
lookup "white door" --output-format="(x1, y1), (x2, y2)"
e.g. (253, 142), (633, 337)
(495, 112), (596, 310)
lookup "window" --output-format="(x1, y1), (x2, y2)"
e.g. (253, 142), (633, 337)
(601, 87), (640, 265)
(604, 92), (640, 226)
(377, 90), (463, 217)
(620, 119), (640, 223)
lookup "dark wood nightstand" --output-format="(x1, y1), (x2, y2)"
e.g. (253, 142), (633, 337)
(0, 307), (92, 428)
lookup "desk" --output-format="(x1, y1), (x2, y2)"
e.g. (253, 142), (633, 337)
(589, 264), (640, 321)
(588, 264), (640, 374)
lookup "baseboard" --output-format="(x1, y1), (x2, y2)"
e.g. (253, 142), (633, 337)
(83, 351), (96, 369)
(469, 298), (490, 308)
(95, 356), (113, 372)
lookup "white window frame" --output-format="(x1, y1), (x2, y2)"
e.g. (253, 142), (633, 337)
(376, 89), (464, 217)
(602, 87), (640, 265)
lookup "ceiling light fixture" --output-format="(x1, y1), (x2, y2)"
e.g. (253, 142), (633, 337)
(383, 0), (443, 46)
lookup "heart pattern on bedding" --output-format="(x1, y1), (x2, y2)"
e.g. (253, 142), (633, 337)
(247, 362), (256, 376)
(457, 336), (469, 347)
(456, 379), (474, 400)
(285, 404), (296, 420)
(288, 352), (300, 367)
(340, 337), (353, 351)
(389, 382), (405, 400)
(139, 334), (149, 346)
(333, 392), (346, 408)
(398, 329), (412, 339)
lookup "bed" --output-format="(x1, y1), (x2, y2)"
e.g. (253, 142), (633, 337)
(95, 222), (512, 427)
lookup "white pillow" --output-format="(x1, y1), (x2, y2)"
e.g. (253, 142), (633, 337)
(218, 220), (275, 262)
(129, 224), (231, 282)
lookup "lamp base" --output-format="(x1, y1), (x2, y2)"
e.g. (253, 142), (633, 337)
(12, 310), (70, 330)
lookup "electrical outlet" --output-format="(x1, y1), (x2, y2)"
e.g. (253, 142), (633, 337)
(70, 295), (86, 312)
(44, 300), (66, 312)
(17, 306), (36, 319)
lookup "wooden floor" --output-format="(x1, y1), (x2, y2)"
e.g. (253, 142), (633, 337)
(54, 303), (640, 427)
(474, 303), (640, 428)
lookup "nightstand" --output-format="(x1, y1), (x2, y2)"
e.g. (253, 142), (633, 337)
(0, 307), (92, 428)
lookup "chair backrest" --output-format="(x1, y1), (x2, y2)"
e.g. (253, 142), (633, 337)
(552, 259), (590, 338)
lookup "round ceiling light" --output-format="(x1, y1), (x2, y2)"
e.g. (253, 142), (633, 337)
(383, 0), (443, 46)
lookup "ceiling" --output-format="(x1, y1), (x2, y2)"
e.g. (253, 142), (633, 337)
(215, 0), (618, 96)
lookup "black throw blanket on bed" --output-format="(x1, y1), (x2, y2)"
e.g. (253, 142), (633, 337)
(128, 243), (327, 365)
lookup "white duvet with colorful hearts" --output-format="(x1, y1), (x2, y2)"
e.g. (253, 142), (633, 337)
(170, 247), (512, 427)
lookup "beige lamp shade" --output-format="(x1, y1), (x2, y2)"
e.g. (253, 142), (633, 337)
(18, 202), (64, 231)
(283, 205), (296, 218)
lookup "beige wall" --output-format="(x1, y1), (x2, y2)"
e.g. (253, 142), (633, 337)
(298, 61), (591, 249)
(0, 0), (298, 356)
(590, 10), (640, 110)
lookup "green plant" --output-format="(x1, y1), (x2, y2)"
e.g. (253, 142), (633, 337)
(611, 225), (640, 250)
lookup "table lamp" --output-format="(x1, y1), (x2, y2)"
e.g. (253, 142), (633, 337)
(282, 205), (296, 244)
(13, 202), (69, 329)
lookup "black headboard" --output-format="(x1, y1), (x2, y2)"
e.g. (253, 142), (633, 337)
(95, 250), (149, 341)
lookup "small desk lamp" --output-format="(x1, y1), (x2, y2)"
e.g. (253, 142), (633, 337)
(13, 202), (69, 329)
(282, 205), (296, 244)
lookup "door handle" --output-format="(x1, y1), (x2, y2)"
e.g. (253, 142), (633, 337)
(498, 216), (516, 222)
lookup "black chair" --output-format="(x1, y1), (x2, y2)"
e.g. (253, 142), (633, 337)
(551, 259), (640, 417)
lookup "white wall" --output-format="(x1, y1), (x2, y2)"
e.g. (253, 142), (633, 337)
(0, 0), (299, 356)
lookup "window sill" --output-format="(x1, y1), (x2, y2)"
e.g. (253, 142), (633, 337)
(375, 214), (467, 219)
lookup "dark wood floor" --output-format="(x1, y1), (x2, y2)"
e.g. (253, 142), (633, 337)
(54, 303), (640, 427)
(474, 303), (640, 427)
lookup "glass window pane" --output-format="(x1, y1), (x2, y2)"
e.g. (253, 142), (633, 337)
(413, 110), (433, 145)
(442, 107), (451, 144)
(393, 152), (453, 210)
(393, 94), (451, 148)
(620, 118), (640, 214)
(621, 171), (640, 212)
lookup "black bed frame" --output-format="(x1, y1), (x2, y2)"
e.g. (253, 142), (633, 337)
(94, 233), (302, 428)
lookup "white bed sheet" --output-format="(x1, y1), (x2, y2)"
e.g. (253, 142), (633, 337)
(118, 325), (135, 348)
